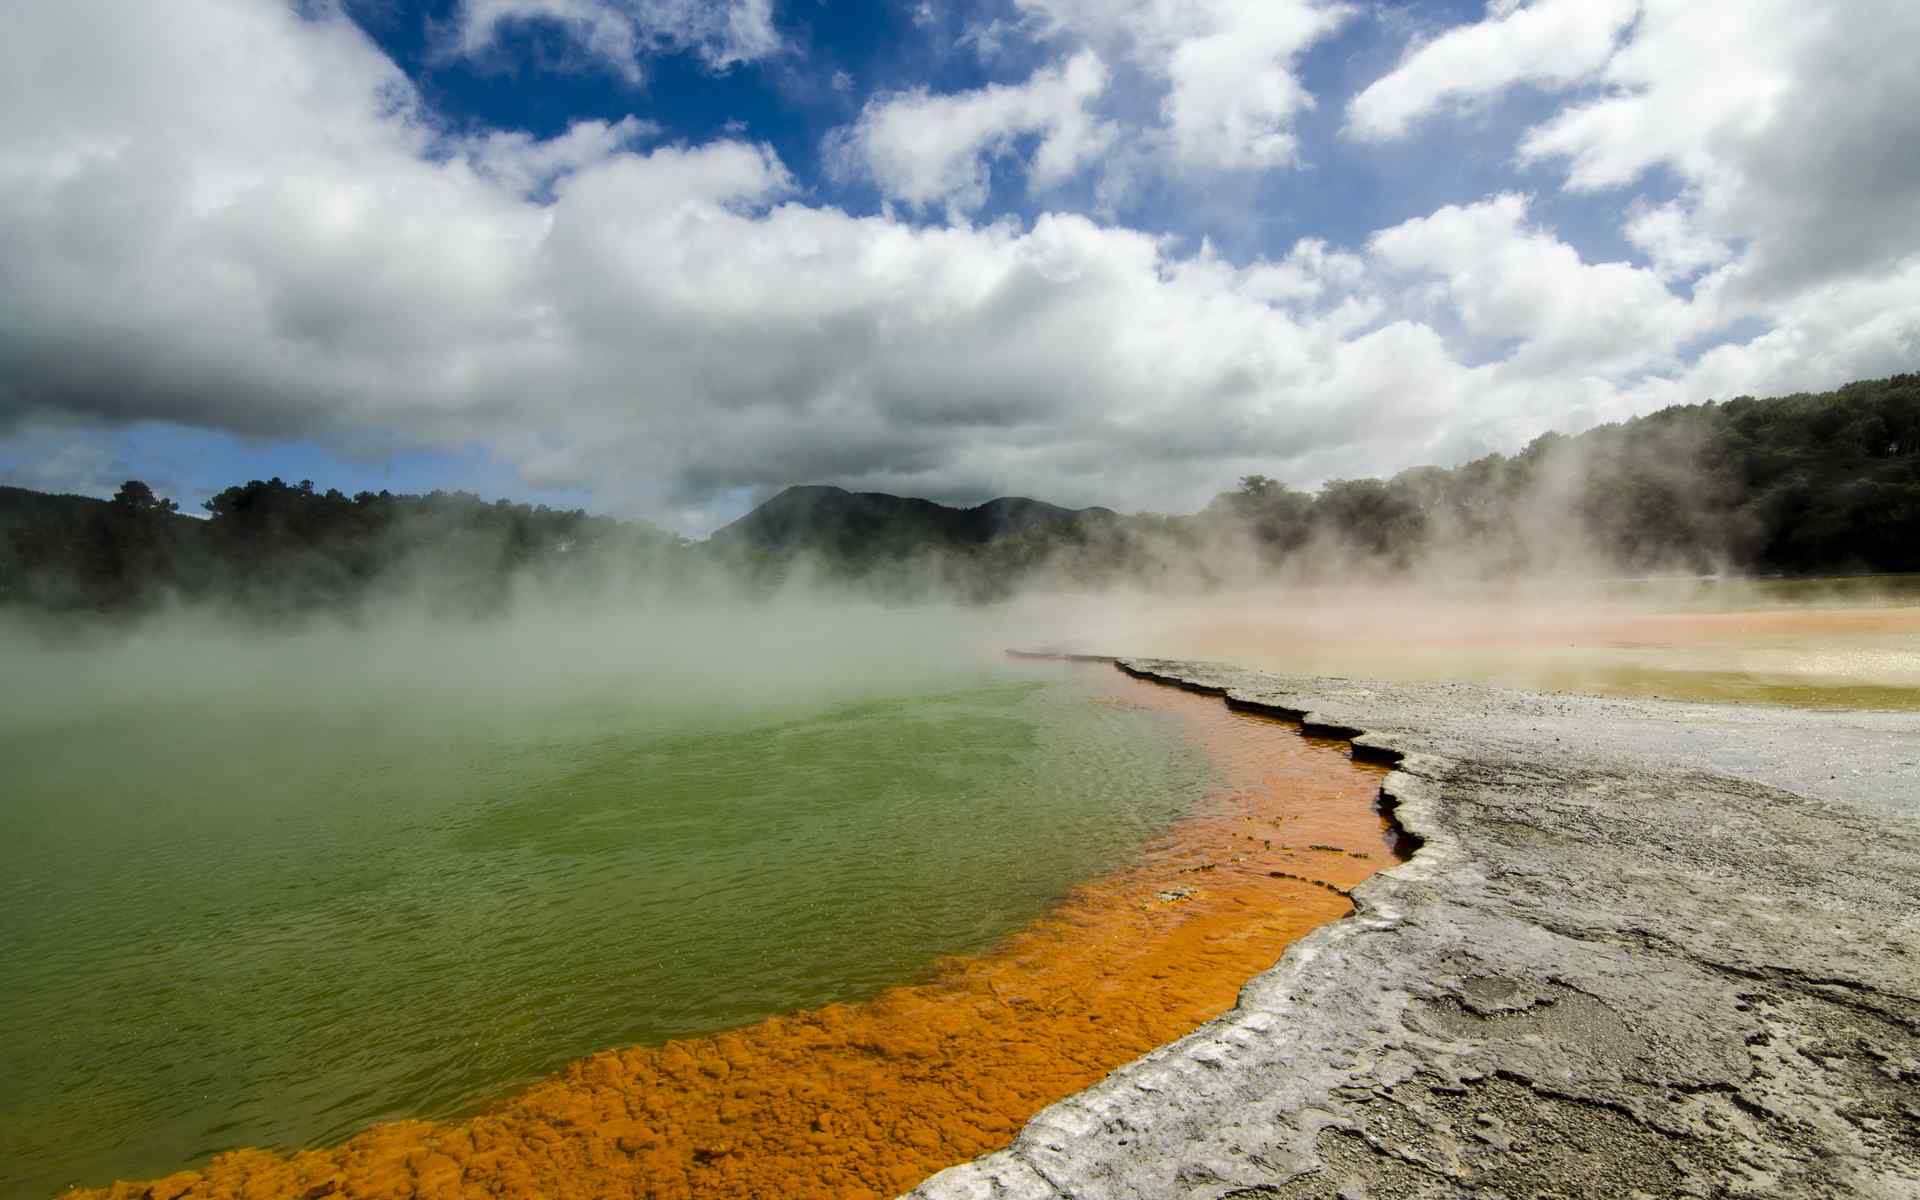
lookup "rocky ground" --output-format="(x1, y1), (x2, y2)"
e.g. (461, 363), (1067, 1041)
(909, 659), (1920, 1199)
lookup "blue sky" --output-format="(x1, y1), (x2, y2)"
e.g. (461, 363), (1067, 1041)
(2, 0), (1917, 533)
(359, 1), (1542, 259)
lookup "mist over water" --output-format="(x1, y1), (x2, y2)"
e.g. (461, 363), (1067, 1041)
(1018, 575), (1920, 709)
(0, 602), (1219, 1199)
(4, 556), (1915, 1197)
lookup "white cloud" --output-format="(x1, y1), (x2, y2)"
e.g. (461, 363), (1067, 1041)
(1648, 257), (1920, 408)
(0, 0), (1446, 528)
(454, 0), (780, 82)
(4, 0), (1919, 534)
(463, 116), (658, 197)
(832, 50), (1114, 215)
(1346, 0), (1639, 141)
(1623, 200), (1731, 282)
(1369, 194), (1698, 375)
(1345, 0), (1920, 416)
(0, 0), (563, 436)
(1515, 0), (1807, 192)
(1014, 0), (1351, 169)
(1229, 238), (1369, 308)
(1519, 0), (1920, 303)
(1365, 1), (1920, 307)
(1152, 0), (1347, 168)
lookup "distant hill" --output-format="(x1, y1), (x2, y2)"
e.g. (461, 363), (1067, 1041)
(705, 485), (1119, 561)
(706, 374), (1920, 584)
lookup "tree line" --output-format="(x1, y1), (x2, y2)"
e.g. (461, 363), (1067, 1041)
(0, 476), (682, 618)
(777, 371), (1919, 597)
(2, 372), (1915, 617)
(1197, 371), (1920, 579)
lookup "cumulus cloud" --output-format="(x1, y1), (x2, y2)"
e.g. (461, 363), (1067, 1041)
(1519, 0), (1920, 303)
(463, 116), (660, 197)
(1369, 194), (1698, 375)
(831, 50), (1114, 215)
(0, 0), (1406, 530)
(1355, 0), (1920, 305)
(453, 0), (780, 81)
(1342, 0), (1920, 437)
(3, 0), (1919, 535)
(1014, 0), (1351, 169)
(1623, 200), (1732, 282)
(1148, 0), (1348, 168)
(1346, 0), (1638, 141)
(1662, 259), (1920, 403)
(1228, 239), (1369, 308)
(1515, 0), (1807, 192)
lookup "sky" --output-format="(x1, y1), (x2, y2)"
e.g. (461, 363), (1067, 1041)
(1, 0), (1917, 536)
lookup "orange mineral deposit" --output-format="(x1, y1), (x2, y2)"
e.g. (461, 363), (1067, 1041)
(75, 667), (1396, 1200)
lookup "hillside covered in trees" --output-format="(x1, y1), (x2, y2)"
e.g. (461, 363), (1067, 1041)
(3, 373), (1916, 617)
(714, 372), (1920, 595)
(1203, 371), (1920, 579)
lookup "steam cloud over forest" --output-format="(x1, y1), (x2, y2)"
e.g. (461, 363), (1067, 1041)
(6, 374), (1915, 622)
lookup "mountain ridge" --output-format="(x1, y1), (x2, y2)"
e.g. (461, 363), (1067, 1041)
(705, 484), (1119, 558)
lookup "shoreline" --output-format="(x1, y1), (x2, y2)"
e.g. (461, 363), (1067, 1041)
(911, 658), (1920, 1198)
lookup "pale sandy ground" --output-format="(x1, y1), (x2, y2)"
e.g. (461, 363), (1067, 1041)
(1030, 577), (1920, 709)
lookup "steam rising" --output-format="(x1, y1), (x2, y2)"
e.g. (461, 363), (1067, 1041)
(4, 375), (1918, 719)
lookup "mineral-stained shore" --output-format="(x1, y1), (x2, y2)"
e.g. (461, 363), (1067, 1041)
(912, 659), (1920, 1199)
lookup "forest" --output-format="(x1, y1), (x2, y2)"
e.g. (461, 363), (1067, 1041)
(0, 478), (683, 618)
(2, 372), (1915, 617)
(1201, 371), (1920, 579)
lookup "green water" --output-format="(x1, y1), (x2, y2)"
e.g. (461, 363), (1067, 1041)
(0, 659), (1213, 1199)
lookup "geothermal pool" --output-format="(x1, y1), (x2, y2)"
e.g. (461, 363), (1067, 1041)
(31, 577), (1896, 1199)
(0, 649), (1391, 1200)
